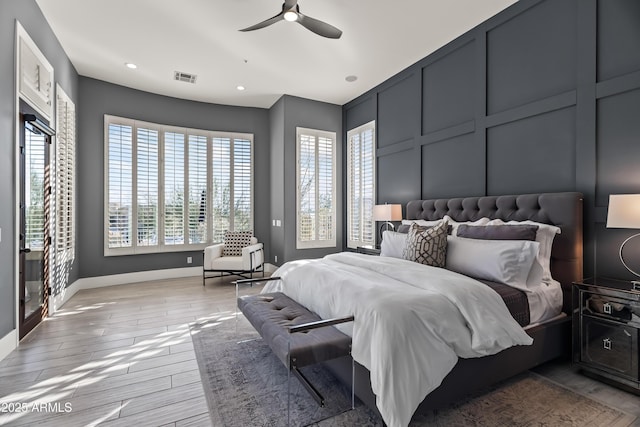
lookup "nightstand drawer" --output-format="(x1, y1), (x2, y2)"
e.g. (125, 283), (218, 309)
(581, 316), (639, 380)
(581, 291), (640, 325)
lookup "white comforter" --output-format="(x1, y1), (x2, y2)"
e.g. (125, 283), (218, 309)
(262, 252), (533, 427)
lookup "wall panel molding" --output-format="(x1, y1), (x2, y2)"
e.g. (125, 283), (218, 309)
(596, 70), (640, 100)
(485, 90), (577, 129)
(420, 121), (475, 146)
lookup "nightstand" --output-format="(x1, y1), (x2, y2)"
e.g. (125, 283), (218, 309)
(573, 277), (640, 394)
(356, 246), (380, 256)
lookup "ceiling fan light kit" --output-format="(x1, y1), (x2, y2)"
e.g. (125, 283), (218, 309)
(240, 0), (342, 39)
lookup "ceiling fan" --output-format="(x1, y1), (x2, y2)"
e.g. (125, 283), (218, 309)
(239, 0), (342, 39)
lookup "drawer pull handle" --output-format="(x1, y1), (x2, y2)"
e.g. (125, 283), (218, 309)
(603, 302), (612, 314)
(603, 338), (612, 350)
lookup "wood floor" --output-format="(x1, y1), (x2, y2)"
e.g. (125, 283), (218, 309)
(0, 275), (639, 427)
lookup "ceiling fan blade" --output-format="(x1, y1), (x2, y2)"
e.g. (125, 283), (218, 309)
(239, 12), (285, 32)
(297, 13), (342, 39)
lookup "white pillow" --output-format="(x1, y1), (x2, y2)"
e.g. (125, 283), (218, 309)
(380, 230), (408, 259)
(446, 236), (540, 291)
(442, 215), (491, 236)
(486, 219), (560, 284)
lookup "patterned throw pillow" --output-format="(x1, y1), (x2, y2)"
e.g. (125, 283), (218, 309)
(222, 231), (253, 256)
(402, 221), (448, 267)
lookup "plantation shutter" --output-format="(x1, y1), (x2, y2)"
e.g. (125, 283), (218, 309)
(164, 131), (185, 245)
(296, 128), (336, 249)
(55, 87), (76, 254)
(347, 121), (376, 249)
(107, 122), (134, 249)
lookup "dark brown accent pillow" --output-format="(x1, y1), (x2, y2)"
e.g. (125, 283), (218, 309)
(402, 221), (448, 267)
(456, 224), (538, 241)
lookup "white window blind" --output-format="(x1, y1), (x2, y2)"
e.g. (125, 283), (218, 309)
(233, 138), (253, 233)
(211, 137), (231, 243)
(55, 86), (76, 256)
(296, 128), (336, 249)
(347, 121), (376, 249)
(105, 115), (253, 255)
(17, 25), (54, 121)
(188, 135), (208, 244)
(136, 127), (159, 247)
(164, 131), (185, 245)
(107, 122), (134, 249)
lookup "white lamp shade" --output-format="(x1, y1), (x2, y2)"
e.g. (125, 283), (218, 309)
(606, 194), (640, 229)
(372, 204), (402, 221)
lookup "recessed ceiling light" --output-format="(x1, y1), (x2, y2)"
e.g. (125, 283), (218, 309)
(237, 85), (246, 91)
(125, 62), (137, 69)
(345, 75), (358, 82)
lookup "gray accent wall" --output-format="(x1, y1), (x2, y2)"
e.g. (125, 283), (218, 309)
(0, 0), (79, 337)
(270, 95), (343, 265)
(343, 0), (640, 280)
(77, 77), (270, 278)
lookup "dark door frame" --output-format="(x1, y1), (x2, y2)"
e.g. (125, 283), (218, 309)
(18, 104), (55, 340)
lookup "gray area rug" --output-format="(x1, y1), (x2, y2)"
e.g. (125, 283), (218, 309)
(190, 315), (636, 427)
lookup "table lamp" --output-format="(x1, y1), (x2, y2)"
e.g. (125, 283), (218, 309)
(372, 204), (402, 241)
(606, 194), (640, 286)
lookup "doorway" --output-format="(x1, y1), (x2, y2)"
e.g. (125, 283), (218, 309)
(19, 110), (54, 339)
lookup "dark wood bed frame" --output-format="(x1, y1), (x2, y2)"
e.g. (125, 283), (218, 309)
(326, 192), (584, 421)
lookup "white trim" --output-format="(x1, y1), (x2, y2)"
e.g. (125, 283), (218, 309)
(14, 19), (22, 362)
(0, 330), (18, 362)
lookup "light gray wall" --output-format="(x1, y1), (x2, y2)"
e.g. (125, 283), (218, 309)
(77, 77), (270, 278)
(0, 0), (79, 337)
(270, 95), (343, 263)
(343, 0), (640, 279)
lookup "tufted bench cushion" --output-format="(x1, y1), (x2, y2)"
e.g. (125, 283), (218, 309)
(238, 292), (352, 368)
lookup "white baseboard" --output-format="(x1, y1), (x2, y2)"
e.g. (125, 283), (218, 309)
(76, 266), (202, 290)
(0, 330), (17, 362)
(51, 266), (203, 313)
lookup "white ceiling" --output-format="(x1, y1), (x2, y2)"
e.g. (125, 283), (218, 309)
(36, 0), (517, 109)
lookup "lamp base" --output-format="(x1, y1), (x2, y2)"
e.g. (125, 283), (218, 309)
(619, 233), (640, 282)
(379, 222), (396, 241)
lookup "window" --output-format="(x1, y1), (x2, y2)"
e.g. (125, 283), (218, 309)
(347, 121), (376, 249)
(55, 86), (76, 256)
(104, 115), (253, 255)
(17, 23), (54, 121)
(296, 127), (336, 249)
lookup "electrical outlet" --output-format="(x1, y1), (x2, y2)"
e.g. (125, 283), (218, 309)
(187, 256), (193, 264)
(275, 255), (278, 263)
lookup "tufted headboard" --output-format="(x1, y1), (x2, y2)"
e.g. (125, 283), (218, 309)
(406, 192), (583, 314)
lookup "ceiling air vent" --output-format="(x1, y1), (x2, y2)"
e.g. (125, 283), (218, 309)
(174, 71), (197, 84)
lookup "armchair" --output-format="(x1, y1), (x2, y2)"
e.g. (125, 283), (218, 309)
(203, 236), (264, 285)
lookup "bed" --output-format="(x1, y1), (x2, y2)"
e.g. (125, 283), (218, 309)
(263, 192), (583, 427)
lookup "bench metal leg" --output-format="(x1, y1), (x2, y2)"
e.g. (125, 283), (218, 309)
(292, 366), (325, 407)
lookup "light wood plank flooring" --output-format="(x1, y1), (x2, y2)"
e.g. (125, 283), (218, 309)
(0, 275), (639, 426)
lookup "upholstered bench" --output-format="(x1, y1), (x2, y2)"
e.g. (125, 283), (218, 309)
(236, 278), (354, 411)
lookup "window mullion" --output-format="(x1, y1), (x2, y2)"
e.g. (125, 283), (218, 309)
(158, 128), (165, 248)
(131, 123), (138, 251)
